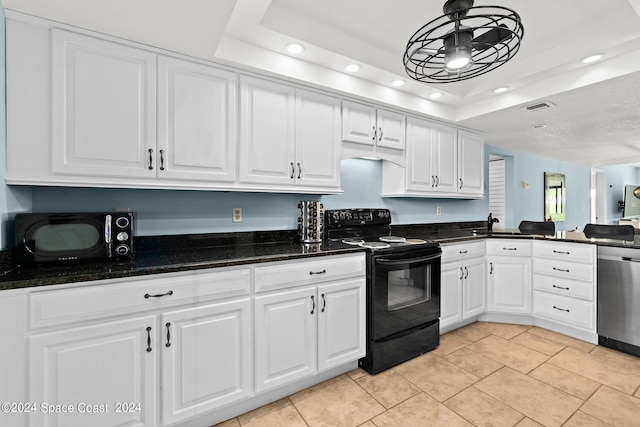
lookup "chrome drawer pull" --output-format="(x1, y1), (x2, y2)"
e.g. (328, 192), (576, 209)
(553, 305), (570, 313)
(459, 250), (468, 254)
(144, 290), (174, 299)
(146, 327), (152, 352)
(310, 295), (315, 315)
(165, 322), (171, 348)
(503, 247), (517, 251)
(553, 250), (570, 254)
(552, 267), (570, 273)
(552, 284), (570, 291)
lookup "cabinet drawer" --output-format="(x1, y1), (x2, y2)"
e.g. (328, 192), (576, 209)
(441, 241), (485, 262)
(30, 267), (251, 329)
(486, 239), (532, 256)
(534, 291), (595, 331)
(533, 274), (594, 301)
(533, 259), (594, 283)
(254, 253), (365, 293)
(533, 241), (595, 264)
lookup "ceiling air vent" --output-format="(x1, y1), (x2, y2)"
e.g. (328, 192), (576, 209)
(523, 101), (556, 112)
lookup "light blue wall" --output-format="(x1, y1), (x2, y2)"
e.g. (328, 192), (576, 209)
(600, 164), (638, 224)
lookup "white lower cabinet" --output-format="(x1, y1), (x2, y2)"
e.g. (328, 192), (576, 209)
(486, 240), (533, 315)
(29, 316), (158, 427)
(440, 242), (486, 331)
(254, 254), (366, 393)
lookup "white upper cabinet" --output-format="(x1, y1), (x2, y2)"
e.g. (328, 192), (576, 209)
(239, 75), (341, 192)
(157, 56), (237, 182)
(51, 29), (157, 179)
(342, 100), (406, 150)
(382, 116), (483, 199)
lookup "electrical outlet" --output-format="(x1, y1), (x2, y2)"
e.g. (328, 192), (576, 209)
(233, 207), (242, 223)
(436, 206), (442, 216)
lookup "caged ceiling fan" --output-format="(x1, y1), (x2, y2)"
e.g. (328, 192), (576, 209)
(403, 0), (524, 84)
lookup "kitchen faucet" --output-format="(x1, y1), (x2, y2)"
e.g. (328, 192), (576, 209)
(487, 213), (499, 233)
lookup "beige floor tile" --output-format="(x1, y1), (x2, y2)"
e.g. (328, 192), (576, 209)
(515, 418), (544, 427)
(237, 398), (307, 427)
(357, 422), (376, 427)
(371, 392), (472, 427)
(636, 387), (640, 398)
(548, 347), (640, 395)
(467, 334), (549, 374)
(528, 363), (600, 400)
(481, 321), (531, 339)
(444, 346), (504, 378)
(290, 375), (384, 427)
(527, 326), (596, 352)
(581, 386), (640, 426)
(510, 331), (566, 355)
(563, 411), (613, 427)
(475, 367), (583, 427)
(447, 321), (494, 342)
(355, 369), (420, 409)
(589, 346), (640, 372)
(346, 368), (367, 381)
(394, 353), (479, 402)
(444, 386), (524, 427)
(214, 418), (240, 427)
(430, 333), (472, 357)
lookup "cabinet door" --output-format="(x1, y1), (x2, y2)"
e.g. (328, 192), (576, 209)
(157, 56), (237, 182)
(29, 316), (157, 427)
(440, 262), (464, 330)
(432, 124), (458, 193)
(487, 257), (532, 314)
(458, 130), (484, 196)
(295, 89), (341, 188)
(239, 76), (295, 185)
(463, 257), (486, 318)
(405, 116), (436, 192)
(317, 278), (365, 371)
(255, 287), (317, 392)
(51, 29), (157, 179)
(341, 100), (376, 145)
(161, 298), (251, 425)
(376, 108), (406, 150)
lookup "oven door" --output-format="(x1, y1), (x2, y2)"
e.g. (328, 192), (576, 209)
(371, 248), (441, 340)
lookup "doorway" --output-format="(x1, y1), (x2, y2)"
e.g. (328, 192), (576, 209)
(489, 155), (506, 225)
(590, 168), (604, 224)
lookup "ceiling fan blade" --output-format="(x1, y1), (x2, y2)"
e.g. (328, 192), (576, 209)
(472, 24), (511, 50)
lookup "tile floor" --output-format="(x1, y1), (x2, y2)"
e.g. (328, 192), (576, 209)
(215, 322), (640, 427)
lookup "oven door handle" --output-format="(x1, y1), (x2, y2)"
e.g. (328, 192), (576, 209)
(375, 253), (441, 265)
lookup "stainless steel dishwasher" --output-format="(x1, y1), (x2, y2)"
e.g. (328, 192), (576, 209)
(597, 245), (640, 357)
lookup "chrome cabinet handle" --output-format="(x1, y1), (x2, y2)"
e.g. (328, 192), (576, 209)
(503, 247), (517, 251)
(297, 162), (302, 179)
(489, 262), (493, 274)
(553, 250), (570, 255)
(321, 294), (326, 312)
(148, 149), (153, 170)
(431, 176), (435, 188)
(378, 127), (383, 141)
(464, 266), (469, 279)
(553, 267), (570, 273)
(309, 269), (326, 275)
(290, 162), (295, 179)
(459, 178), (463, 189)
(553, 284), (570, 290)
(146, 327), (152, 352)
(459, 250), (468, 254)
(310, 295), (315, 315)
(144, 290), (174, 299)
(459, 267), (464, 280)
(165, 322), (171, 347)
(159, 150), (165, 171)
(435, 176), (440, 187)
(372, 126), (377, 141)
(553, 305), (570, 313)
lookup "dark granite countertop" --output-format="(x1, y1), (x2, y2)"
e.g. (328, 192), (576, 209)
(2, 222), (638, 292)
(0, 231), (365, 291)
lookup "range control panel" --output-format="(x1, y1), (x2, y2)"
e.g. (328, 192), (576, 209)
(324, 208), (391, 228)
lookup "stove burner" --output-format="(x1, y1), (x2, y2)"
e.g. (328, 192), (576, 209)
(342, 238), (365, 245)
(379, 235), (406, 243)
(360, 241), (391, 249)
(406, 238), (428, 244)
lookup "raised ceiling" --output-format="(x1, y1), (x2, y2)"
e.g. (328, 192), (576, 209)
(4, 0), (640, 167)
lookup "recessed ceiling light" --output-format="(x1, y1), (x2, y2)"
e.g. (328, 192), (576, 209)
(345, 64), (360, 72)
(494, 86), (509, 93)
(429, 92), (443, 99)
(286, 43), (304, 54)
(392, 79), (406, 87)
(582, 53), (604, 64)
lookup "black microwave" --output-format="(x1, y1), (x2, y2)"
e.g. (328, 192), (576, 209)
(15, 212), (134, 266)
